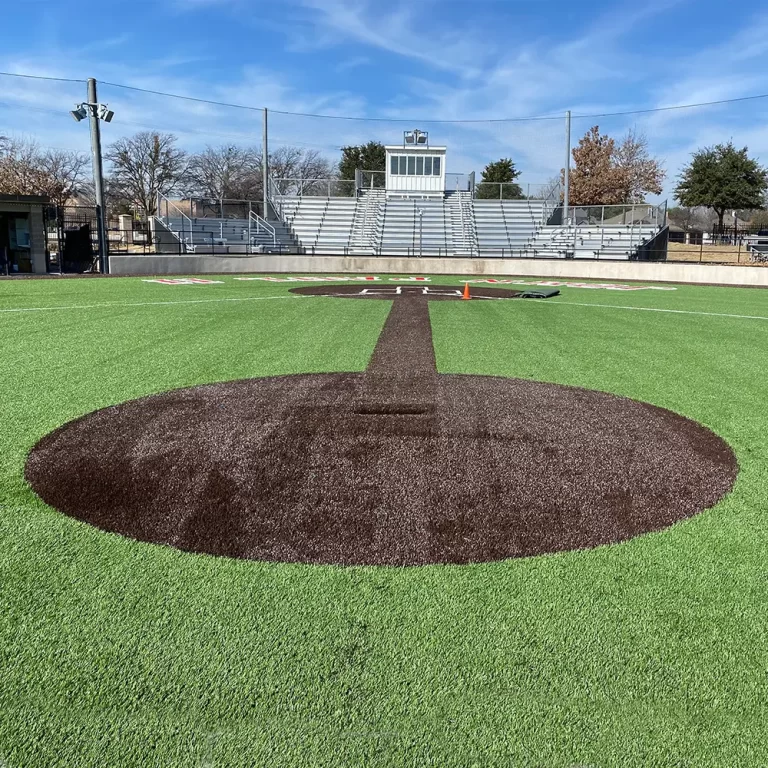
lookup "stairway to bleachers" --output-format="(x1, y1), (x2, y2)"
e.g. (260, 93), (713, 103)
(349, 189), (385, 254)
(446, 191), (478, 255)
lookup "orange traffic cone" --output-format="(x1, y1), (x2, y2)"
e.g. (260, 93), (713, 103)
(462, 282), (470, 300)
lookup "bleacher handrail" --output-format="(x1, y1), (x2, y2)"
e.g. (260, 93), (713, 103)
(157, 194), (194, 251)
(248, 211), (276, 247)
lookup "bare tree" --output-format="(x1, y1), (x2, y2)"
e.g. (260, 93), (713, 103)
(0, 136), (89, 206)
(269, 146), (334, 195)
(614, 129), (665, 204)
(105, 131), (187, 219)
(37, 149), (91, 207)
(186, 144), (335, 200)
(185, 144), (261, 201)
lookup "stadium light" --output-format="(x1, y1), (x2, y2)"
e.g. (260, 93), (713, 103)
(404, 129), (429, 146)
(71, 102), (114, 123)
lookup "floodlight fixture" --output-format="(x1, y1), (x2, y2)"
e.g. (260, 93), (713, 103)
(71, 102), (115, 124)
(404, 129), (429, 146)
(70, 105), (88, 122)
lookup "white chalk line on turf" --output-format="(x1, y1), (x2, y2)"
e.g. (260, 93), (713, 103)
(541, 299), (768, 322)
(2, 292), (766, 322)
(0, 295), (306, 314)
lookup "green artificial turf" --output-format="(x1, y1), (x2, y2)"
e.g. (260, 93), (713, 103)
(1, 274), (767, 767)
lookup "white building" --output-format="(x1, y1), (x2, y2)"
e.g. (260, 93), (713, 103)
(385, 130), (446, 198)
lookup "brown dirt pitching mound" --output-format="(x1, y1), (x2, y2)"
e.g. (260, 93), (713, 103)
(25, 373), (736, 566)
(25, 292), (737, 566)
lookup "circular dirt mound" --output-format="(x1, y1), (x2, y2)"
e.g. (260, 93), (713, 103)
(290, 284), (522, 299)
(25, 375), (737, 566)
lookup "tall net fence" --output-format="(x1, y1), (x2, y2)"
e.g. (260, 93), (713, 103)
(2, 70), (768, 265)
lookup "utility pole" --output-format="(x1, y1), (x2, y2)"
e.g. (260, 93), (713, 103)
(563, 110), (571, 226)
(87, 78), (109, 274)
(262, 107), (269, 220)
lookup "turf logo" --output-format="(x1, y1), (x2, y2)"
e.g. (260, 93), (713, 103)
(360, 287), (462, 296)
(143, 278), (224, 285)
(465, 279), (676, 291)
(234, 276), (433, 282)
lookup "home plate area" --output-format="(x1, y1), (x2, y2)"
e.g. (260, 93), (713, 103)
(25, 284), (736, 566)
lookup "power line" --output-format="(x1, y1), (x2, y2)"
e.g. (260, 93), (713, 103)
(0, 99), (341, 152)
(573, 92), (768, 119)
(99, 79), (768, 123)
(6, 70), (768, 123)
(0, 71), (86, 84)
(100, 81), (265, 113)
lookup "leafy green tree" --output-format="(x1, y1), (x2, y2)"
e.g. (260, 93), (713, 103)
(338, 142), (386, 187)
(675, 142), (768, 229)
(476, 158), (522, 199)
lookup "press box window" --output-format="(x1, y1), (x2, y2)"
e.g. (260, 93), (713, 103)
(424, 157), (433, 175)
(407, 156), (416, 175)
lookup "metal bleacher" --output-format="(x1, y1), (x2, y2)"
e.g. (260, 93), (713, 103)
(526, 224), (659, 259)
(153, 185), (667, 261)
(280, 197), (357, 253)
(155, 197), (299, 254)
(473, 199), (547, 256)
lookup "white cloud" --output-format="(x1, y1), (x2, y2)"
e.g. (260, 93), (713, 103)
(3, 0), (768, 204)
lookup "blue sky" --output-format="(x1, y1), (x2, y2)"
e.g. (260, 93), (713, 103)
(2, 0), (768, 201)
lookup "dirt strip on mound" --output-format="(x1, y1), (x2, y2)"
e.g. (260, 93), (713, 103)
(25, 285), (738, 566)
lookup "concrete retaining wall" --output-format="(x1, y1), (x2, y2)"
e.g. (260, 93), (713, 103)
(109, 253), (768, 288)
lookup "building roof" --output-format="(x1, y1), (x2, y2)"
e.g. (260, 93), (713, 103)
(384, 145), (447, 151)
(0, 193), (51, 204)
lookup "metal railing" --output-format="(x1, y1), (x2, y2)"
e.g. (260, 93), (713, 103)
(270, 178), (357, 198)
(248, 210), (276, 247)
(360, 170), (386, 190)
(157, 194), (195, 252)
(542, 181), (562, 221)
(178, 198), (266, 220)
(266, 175), (283, 219)
(474, 182), (561, 201)
(565, 202), (667, 228)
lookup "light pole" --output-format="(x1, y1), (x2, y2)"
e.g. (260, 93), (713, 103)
(262, 107), (269, 220)
(71, 78), (114, 274)
(563, 110), (571, 226)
